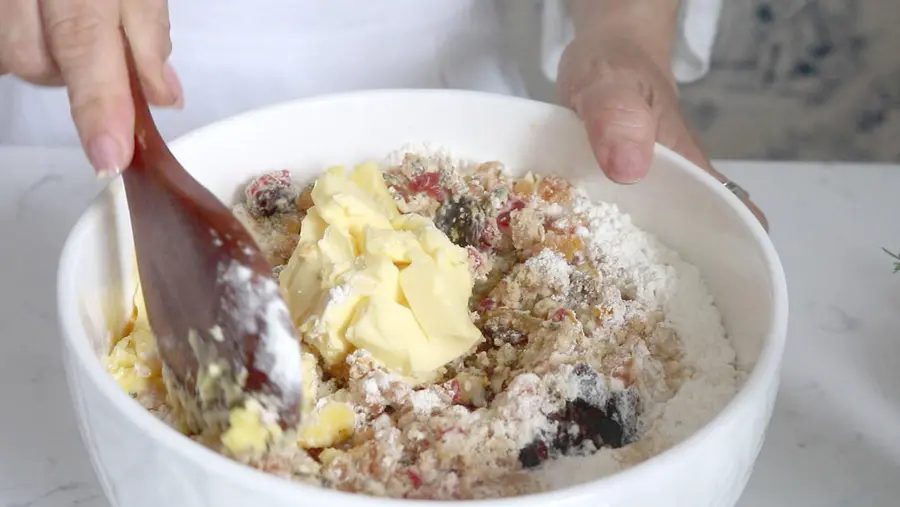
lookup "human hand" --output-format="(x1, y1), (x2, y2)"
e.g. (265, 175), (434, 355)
(557, 35), (769, 231)
(0, 0), (181, 176)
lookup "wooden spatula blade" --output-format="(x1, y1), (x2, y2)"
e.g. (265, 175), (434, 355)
(121, 40), (302, 433)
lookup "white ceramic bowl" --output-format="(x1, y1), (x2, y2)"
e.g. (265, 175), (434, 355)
(57, 90), (788, 507)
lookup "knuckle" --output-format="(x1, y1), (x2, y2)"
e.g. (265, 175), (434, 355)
(160, 33), (172, 59)
(142, 31), (171, 65)
(149, 19), (173, 61)
(1, 41), (55, 82)
(46, 11), (105, 62)
(590, 97), (653, 130)
(68, 91), (108, 122)
(123, 0), (172, 59)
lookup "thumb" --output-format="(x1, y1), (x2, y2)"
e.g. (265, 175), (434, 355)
(575, 83), (656, 184)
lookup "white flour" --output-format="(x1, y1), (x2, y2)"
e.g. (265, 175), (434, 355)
(536, 190), (738, 488)
(218, 260), (303, 397)
(115, 151), (740, 499)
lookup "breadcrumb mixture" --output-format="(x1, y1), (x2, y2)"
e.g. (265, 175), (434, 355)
(111, 152), (738, 499)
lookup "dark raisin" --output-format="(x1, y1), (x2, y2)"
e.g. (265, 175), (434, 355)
(245, 170), (297, 217)
(558, 387), (640, 450)
(605, 388), (640, 446)
(571, 398), (624, 448)
(518, 440), (549, 468)
(517, 368), (640, 464)
(272, 265), (286, 278)
(554, 393), (635, 451)
(251, 186), (297, 217)
(434, 197), (490, 247)
(481, 314), (528, 345)
(489, 327), (525, 345)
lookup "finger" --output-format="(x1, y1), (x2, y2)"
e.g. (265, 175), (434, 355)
(575, 82), (656, 184)
(0, 0), (62, 85)
(657, 110), (719, 175)
(121, 0), (181, 107)
(41, 0), (133, 176)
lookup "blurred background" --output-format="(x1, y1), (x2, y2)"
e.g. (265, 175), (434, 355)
(505, 0), (900, 162)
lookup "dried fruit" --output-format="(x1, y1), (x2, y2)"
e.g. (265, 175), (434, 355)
(295, 185), (315, 212)
(442, 379), (462, 404)
(546, 233), (585, 262)
(551, 308), (568, 322)
(408, 171), (445, 200)
(518, 440), (548, 468)
(496, 200), (525, 229)
(518, 365), (641, 468)
(467, 246), (485, 270)
(406, 469), (423, 489)
(284, 216), (302, 235)
(434, 196), (491, 248)
(537, 174), (573, 204)
(245, 170), (298, 217)
(513, 174), (537, 196)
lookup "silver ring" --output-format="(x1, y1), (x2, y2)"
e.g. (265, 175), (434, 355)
(723, 180), (750, 201)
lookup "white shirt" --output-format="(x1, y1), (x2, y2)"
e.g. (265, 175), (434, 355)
(0, 0), (722, 146)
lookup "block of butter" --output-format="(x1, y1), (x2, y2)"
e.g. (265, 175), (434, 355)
(279, 162), (482, 379)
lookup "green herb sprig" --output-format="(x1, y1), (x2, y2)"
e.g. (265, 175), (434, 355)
(884, 248), (900, 273)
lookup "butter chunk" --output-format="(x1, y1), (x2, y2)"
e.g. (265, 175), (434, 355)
(400, 251), (482, 373)
(358, 253), (402, 302)
(299, 208), (328, 244)
(392, 214), (467, 266)
(301, 285), (361, 366)
(221, 400), (283, 456)
(349, 161), (399, 219)
(391, 213), (433, 234)
(300, 255), (402, 367)
(313, 170), (394, 238)
(280, 208), (328, 323)
(300, 351), (319, 416)
(346, 297), (428, 373)
(281, 161), (483, 378)
(364, 228), (421, 265)
(318, 226), (356, 285)
(298, 401), (356, 448)
(103, 289), (162, 395)
(318, 448), (344, 466)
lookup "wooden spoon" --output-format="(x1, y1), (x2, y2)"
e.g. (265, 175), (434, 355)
(120, 42), (302, 434)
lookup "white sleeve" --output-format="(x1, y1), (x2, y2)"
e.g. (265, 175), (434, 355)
(540, 0), (723, 84)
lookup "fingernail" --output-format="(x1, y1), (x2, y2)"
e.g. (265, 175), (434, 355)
(88, 134), (124, 178)
(163, 63), (184, 108)
(604, 144), (647, 184)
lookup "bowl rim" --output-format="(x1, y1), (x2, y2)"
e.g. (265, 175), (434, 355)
(57, 88), (788, 506)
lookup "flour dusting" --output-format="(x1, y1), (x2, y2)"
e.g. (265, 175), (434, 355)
(535, 190), (737, 489)
(219, 260), (303, 397)
(108, 151), (739, 499)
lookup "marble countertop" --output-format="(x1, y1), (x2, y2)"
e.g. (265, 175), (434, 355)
(0, 147), (897, 507)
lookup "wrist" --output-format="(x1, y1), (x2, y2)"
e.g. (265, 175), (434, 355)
(569, 0), (680, 73)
